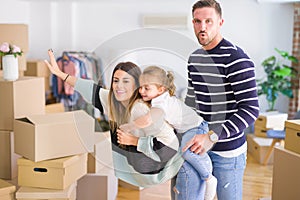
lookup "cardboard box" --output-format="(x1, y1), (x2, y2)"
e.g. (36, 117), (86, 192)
(246, 134), (275, 164)
(0, 179), (16, 200)
(16, 182), (76, 200)
(0, 131), (21, 180)
(87, 131), (113, 173)
(285, 120), (300, 154)
(45, 103), (65, 114)
(25, 60), (50, 77)
(0, 77), (45, 131)
(0, 24), (29, 71)
(77, 172), (118, 200)
(18, 153), (87, 190)
(254, 125), (269, 137)
(272, 146), (300, 200)
(254, 112), (288, 130)
(25, 60), (51, 92)
(14, 110), (94, 162)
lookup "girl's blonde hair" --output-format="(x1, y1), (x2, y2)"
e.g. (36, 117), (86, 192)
(108, 62), (142, 131)
(141, 66), (176, 96)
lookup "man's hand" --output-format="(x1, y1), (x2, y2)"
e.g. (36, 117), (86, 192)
(182, 133), (214, 155)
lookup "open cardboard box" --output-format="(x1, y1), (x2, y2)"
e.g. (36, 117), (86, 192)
(14, 110), (94, 162)
(0, 77), (45, 131)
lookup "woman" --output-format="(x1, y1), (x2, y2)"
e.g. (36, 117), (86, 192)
(45, 49), (205, 199)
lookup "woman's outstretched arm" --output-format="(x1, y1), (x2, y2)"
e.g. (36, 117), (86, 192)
(44, 49), (77, 87)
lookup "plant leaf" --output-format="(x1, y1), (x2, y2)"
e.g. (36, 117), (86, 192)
(273, 67), (291, 77)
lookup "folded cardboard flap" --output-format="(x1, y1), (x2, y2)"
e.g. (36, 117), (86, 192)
(16, 117), (33, 124)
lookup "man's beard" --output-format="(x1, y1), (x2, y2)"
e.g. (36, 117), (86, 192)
(197, 31), (216, 47)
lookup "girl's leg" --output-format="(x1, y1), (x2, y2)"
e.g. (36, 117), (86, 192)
(181, 121), (212, 180)
(172, 161), (205, 200)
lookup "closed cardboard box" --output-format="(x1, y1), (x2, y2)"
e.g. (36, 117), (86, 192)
(285, 120), (300, 154)
(14, 110), (94, 162)
(254, 125), (269, 138)
(272, 146), (300, 200)
(87, 131), (113, 173)
(18, 153), (87, 190)
(16, 182), (76, 200)
(0, 24), (29, 71)
(25, 60), (51, 92)
(25, 60), (50, 77)
(77, 172), (118, 200)
(0, 131), (21, 180)
(246, 134), (274, 164)
(255, 112), (288, 130)
(0, 77), (45, 131)
(0, 179), (16, 200)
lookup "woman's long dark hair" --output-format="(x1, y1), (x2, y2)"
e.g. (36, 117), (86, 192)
(108, 62), (142, 131)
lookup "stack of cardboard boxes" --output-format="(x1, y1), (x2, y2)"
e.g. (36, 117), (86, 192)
(247, 112), (287, 165)
(0, 76), (45, 199)
(0, 25), (33, 189)
(0, 74), (95, 199)
(272, 120), (300, 200)
(0, 24), (118, 200)
(254, 112), (287, 138)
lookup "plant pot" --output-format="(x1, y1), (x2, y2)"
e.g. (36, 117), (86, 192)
(2, 55), (19, 81)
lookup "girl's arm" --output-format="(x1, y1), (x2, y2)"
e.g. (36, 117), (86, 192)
(117, 102), (178, 162)
(119, 107), (165, 132)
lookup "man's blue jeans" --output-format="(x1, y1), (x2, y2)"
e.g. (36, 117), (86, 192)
(208, 151), (247, 200)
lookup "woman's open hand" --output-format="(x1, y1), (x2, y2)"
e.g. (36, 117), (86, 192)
(44, 49), (76, 87)
(44, 49), (62, 76)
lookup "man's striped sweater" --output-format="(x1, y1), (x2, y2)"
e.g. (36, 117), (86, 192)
(185, 38), (259, 152)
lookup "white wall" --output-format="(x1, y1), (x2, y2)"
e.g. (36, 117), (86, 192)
(0, 0), (295, 112)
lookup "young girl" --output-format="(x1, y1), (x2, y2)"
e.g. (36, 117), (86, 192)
(119, 66), (217, 200)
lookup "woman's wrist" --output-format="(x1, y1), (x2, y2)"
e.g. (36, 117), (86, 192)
(133, 137), (139, 146)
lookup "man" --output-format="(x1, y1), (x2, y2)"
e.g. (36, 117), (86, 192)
(183, 0), (259, 199)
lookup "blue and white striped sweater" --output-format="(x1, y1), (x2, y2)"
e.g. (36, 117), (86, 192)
(185, 38), (259, 152)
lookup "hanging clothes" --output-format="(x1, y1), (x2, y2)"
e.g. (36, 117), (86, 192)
(51, 51), (108, 131)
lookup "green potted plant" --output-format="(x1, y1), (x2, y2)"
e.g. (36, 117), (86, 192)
(257, 48), (298, 111)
